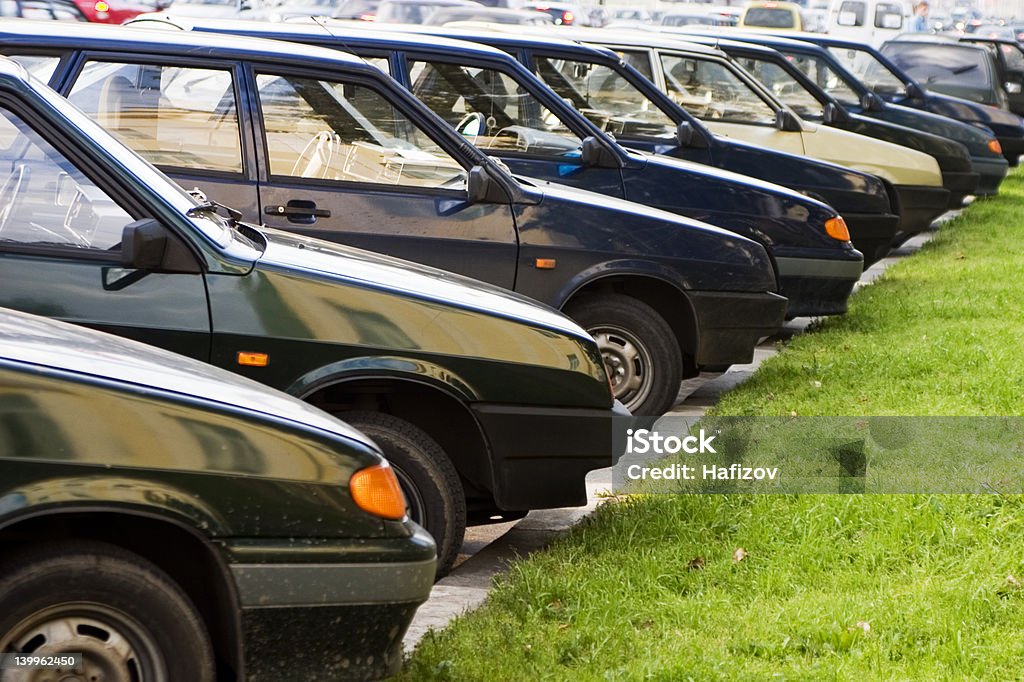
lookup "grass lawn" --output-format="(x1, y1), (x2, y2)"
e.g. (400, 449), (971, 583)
(400, 170), (1024, 680)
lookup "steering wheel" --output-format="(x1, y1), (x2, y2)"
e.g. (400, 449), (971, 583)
(455, 111), (486, 141)
(0, 163), (27, 235)
(290, 131), (337, 179)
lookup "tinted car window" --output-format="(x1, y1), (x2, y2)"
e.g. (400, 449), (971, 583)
(734, 56), (825, 120)
(8, 54), (60, 83)
(1001, 43), (1024, 72)
(256, 73), (467, 189)
(782, 52), (860, 107)
(532, 56), (676, 137)
(744, 7), (795, 28)
(827, 46), (905, 96)
(659, 54), (776, 125)
(67, 61), (243, 174)
(408, 59), (581, 156)
(882, 44), (994, 96)
(0, 108), (132, 251)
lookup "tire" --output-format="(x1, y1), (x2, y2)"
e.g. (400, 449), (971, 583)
(343, 411), (466, 579)
(566, 294), (683, 416)
(0, 540), (214, 682)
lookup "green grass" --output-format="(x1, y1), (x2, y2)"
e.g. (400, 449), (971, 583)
(399, 171), (1024, 680)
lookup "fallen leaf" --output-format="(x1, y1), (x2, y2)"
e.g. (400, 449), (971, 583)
(811, 380), (822, 389)
(733, 547), (748, 563)
(790, 410), (798, 416)
(687, 556), (705, 571)
(558, 623), (570, 630)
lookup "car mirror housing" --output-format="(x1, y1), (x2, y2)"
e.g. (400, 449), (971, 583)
(822, 102), (851, 124)
(121, 219), (200, 273)
(775, 109), (803, 132)
(905, 81), (926, 99)
(580, 135), (620, 168)
(675, 121), (710, 149)
(860, 91), (885, 112)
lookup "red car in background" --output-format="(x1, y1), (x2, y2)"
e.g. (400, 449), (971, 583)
(71, 0), (158, 22)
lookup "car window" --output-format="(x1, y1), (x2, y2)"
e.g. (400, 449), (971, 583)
(0, 107), (132, 252)
(615, 49), (655, 81)
(744, 7), (795, 28)
(7, 54), (61, 84)
(780, 52), (860, 107)
(658, 53), (776, 125)
(873, 2), (902, 29)
(836, 0), (865, 26)
(827, 46), (905, 96)
(407, 59), (582, 157)
(67, 61), (243, 174)
(1001, 43), (1024, 72)
(882, 44), (994, 92)
(256, 73), (467, 189)
(734, 56), (825, 120)
(531, 56), (676, 138)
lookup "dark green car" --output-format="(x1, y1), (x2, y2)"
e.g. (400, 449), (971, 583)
(0, 56), (622, 576)
(0, 307), (436, 680)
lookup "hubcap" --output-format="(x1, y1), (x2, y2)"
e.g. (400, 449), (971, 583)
(1, 604), (164, 682)
(391, 463), (427, 528)
(590, 325), (654, 412)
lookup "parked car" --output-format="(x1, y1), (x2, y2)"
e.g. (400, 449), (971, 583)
(521, 1), (587, 25)
(151, 18), (870, 323)
(0, 307), (435, 680)
(958, 35), (1024, 115)
(750, 31), (1024, 168)
(825, 0), (911, 47)
(881, 37), (1007, 110)
(421, 26), (901, 265)
(739, 0), (805, 31)
(0, 0), (88, 19)
(19, 20), (793, 420)
(375, 0), (480, 23)
(71, 0), (157, 22)
(571, 30), (951, 240)
(680, 33), (985, 205)
(423, 6), (553, 25)
(0, 48), (633, 574)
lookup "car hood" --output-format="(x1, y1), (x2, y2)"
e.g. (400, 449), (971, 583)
(0, 308), (374, 448)
(254, 227), (592, 340)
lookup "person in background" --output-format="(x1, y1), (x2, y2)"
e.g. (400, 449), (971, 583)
(911, 1), (929, 31)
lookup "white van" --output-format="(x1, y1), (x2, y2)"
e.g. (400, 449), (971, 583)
(827, 0), (912, 47)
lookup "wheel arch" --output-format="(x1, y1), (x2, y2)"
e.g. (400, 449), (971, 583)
(0, 507), (243, 679)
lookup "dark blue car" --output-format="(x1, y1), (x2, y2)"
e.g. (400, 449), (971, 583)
(2, 21), (787, 417)
(153, 18), (867, 323)
(411, 26), (903, 266)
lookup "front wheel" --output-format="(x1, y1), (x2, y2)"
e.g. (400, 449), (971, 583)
(0, 541), (215, 682)
(566, 294), (683, 416)
(343, 411), (466, 579)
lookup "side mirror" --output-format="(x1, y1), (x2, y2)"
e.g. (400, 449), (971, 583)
(467, 166), (492, 203)
(860, 91), (885, 112)
(775, 109), (803, 132)
(580, 135), (619, 168)
(822, 102), (850, 124)
(905, 81), (925, 99)
(675, 121), (710, 148)
(121, 218), (200, 273)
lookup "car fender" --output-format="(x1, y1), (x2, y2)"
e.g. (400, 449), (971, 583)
(552, 259), (693, 309)
(288, 356), (479, 403)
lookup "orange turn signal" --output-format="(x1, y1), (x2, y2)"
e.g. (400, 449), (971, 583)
(825, 216), (850, 242)
(988, 138), (1003, 154)
(236, 351), (269, 367)
(350, 462), (407, 520)
(535, 257), (557, 269)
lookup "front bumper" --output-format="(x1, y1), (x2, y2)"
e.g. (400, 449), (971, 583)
(892, 184), (951, 239)
(843, 212), (901, 266)
(227, 528), (436, 680)
(472, 399), (629, 510)
(972, 154), (1010, 195)
(941, 170), (980, 208)
(775, 254), (864, 318)
(688, 290), (787, 367)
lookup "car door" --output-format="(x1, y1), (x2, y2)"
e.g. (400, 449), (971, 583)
(62, 55), (261, 218)
(250, 67), (518, 288)
(400, 56), (627, 200)
(0, 100), (211, 359)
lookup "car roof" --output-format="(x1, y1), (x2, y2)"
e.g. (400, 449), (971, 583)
(515, 25), (727, 56)
(144, 16), (514, 58)
(0, 17), (375, 73)
(395, 24), (624, 60)
(665, 32), (786, 57)
(665, 28), (826, 51)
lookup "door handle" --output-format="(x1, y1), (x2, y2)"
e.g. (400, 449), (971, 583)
(265, 201), (331, 223)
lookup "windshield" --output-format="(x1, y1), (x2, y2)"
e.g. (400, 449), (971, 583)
(531, 56), (677, 138)
(733, 55), (825, 120)
(408, 59), (582, 157)
(658, 52), (777, 125)
(881, 43), (994, 96)
(827, 46), (905, 96)
(780, 50), (861, 107)
(744, 7), (796, 28)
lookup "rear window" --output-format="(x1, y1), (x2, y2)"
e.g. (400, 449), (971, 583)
(883, 43), (993, 92)
(836, 0), (865, 26)
(744, 7), (795, 28)
(873, 2), (902, 29)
